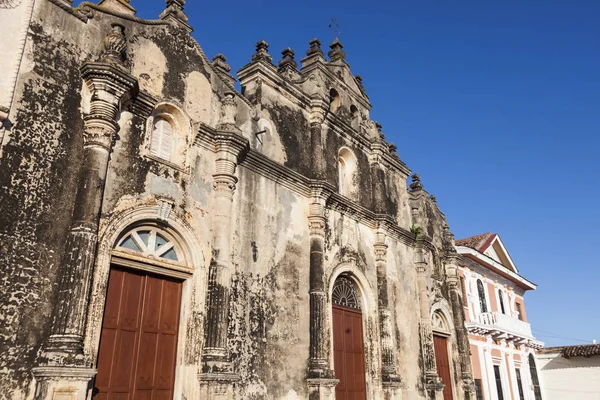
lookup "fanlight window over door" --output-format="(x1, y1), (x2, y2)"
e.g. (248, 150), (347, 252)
(116, 227), (180, 262)
(332, 276), (361, 310)
(432, 311), (449, 333)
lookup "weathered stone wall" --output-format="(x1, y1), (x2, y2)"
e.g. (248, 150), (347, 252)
(0, 2), (92, 396)
(0, 2), (474, 400)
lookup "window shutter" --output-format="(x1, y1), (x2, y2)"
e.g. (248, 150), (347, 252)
(150, 117), (174, 161)
(160, 121), (173, 160)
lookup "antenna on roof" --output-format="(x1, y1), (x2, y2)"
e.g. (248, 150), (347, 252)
(329, 18), (341, 38)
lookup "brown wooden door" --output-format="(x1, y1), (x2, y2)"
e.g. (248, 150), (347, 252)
(94, 267), (182, 400)
(433, 335), (453, 400)
(333, 305), (367, 400)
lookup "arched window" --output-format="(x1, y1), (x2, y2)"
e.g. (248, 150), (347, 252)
(498, 289), (506, 314)
(477, 279), (488, 313)
(329, 88), (341, 113)
(116, 226), (181, 262)
(332, 276), (361, 310)
(528, 354), (543, 400)
(338, 148), (357, 199)
(150, 116), (174, 161)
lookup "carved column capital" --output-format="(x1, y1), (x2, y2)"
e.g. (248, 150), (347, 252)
(309, 97), (327, 125)
(374, 243), (388, 263)
(308, 216), (326, 237)
(80, 62), (137, 152)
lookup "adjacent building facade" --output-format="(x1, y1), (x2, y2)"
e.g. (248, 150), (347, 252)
(0, 1), (479, 400)
(537, 344), (600, 400)
(456, 233), (543, 400)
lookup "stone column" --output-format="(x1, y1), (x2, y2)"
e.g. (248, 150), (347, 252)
(306, 183), (338, 399)
(443, 226), (476, 400)
(414, 240), (444, 400)
(374, 231), (402, 399)
(34, 24), (138, 400)
(200, 92), (246, 399)
(309, 97), (327, 179)
(369, 142), (388, 215)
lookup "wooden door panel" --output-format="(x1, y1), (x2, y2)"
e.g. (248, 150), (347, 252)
(136, 331), (158, 388)
(111, 329), (138, 391)
(333, 305), (366, 400)
(433, 335), (453, 400)
(161, 280), (180, 333)
(94, 267), (182, 400)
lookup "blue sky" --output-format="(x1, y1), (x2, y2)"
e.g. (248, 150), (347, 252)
(108, 0), (599, 346)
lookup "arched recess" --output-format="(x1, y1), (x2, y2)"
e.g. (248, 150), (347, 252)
(328, 263), (376, 400)
(84, 201), (208, 399)
(338, 147), (358, 200)
(146, 101), (191, 166)
(431, 306), (457, 400)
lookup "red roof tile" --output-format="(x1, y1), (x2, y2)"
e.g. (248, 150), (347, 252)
(539, 344), (600, 358)
(455, 233), (495, 252)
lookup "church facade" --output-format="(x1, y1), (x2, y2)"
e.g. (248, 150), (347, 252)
(0, 1), (475, 400)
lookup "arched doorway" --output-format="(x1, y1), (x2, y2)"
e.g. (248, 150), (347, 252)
(93, 225), (187, 400)
(432, 310), (454, 400)
(332, 276), (367, 400)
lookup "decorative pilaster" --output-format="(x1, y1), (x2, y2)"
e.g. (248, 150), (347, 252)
(34, 24), (138, 400)
(306, 183), (337, 395)
(414, 240), (444, 400)
(309, 98), (327, 179)
(308, 184), (332, 377)
(200, 92), (246, 398)
(369, 142), (388, 214)
(374, 231), (402, 399)
(443, 226), (476, 400)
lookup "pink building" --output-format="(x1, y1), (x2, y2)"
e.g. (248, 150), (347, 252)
(456, 233), (544, 400)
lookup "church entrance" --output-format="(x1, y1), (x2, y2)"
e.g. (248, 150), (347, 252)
(332, 276), (367, 400)
(433, 335), (453, 400)
(93, 267), (182, 400)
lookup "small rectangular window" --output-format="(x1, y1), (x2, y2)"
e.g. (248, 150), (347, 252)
(516, 368), (525, 400)
(494, 365), (504, 400)
(474, 379), (484, 400)
(516, 302), (523, 321)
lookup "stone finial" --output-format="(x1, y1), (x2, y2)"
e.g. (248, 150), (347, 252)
(278, 48), (298, 70)
(442, 223), (457, 254)
(328, 38), (346, 62)
(100, 23), (127, 65)
(160, 0), (191, 32)
(306, 38), (324, 57)
(375, 122), (385, 139)
(409, 173), (423, 192)
(212, 54), (236, 87)
(97, 0), (136, 16)
(355, 74), (367, 96)
(251, 40), (273, 63)
(212, 54), (231, 73)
